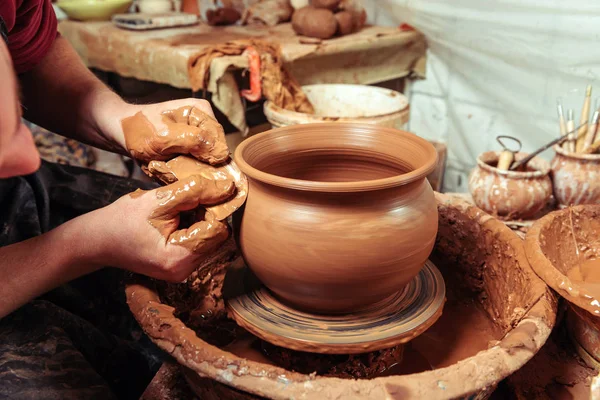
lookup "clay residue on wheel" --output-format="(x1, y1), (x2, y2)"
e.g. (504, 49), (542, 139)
(126, 194), (556, 400)
(525, 205), (600, 316)
(436, 192), (550, 332)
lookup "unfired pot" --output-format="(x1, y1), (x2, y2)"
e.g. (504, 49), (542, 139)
(232, 123), (438, 313)
(551, 145), (600, 207)
(469, 151), (552, 220)
(126, 194), (557, 400)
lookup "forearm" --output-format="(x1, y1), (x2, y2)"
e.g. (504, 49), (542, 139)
(0, 213), (103, 318)
(18, 36), (130, 154)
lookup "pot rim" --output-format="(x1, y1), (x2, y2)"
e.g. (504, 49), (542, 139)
(233, 123), (438, 192)
(525, 204), (600, 317)
(554, 144), (600, 160)
(476, 151), (550, 178)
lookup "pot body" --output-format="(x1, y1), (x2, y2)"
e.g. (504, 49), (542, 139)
(551, 146), (600, 207)
(469, 151), (552, 220)
(236, 178), (437, 313)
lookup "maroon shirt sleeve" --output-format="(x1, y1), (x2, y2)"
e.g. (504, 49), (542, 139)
(0, 0), (58, 74)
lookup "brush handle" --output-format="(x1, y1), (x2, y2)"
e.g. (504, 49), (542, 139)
(497, 150), (514, 171)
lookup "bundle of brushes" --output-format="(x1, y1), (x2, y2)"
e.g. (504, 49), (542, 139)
(557, 85), (600, 154)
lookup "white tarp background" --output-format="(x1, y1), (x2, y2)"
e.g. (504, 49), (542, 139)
(362, 0), (600, 192)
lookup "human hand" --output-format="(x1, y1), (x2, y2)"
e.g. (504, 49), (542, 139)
(91, 174), (235, 282)
(119, 99), (230, 165)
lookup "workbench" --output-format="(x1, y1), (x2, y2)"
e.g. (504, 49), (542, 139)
(58, 20), (426, 130)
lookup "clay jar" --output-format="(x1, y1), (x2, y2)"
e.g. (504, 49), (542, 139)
(233, 123), (439, 313)
(551, 145), (600, 207)
(468, 151), (552, 220)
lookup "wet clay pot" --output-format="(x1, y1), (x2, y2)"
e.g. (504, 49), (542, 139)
(126, 194), (556, 400)
(232, 123), (439, 313)
(468, 151), (552, 220)
(525, 205), (600, 364)
(551, 145), (600, 207)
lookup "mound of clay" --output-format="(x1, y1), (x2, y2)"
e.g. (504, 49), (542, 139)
(292, 0), (366, 40)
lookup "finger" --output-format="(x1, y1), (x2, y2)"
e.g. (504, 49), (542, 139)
(154, 174), (235, 217)
(146, 160), (178, 184)
(159, 106), (230, 165)
(167, 216), (229, 255)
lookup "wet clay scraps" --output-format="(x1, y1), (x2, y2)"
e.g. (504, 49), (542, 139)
(187, 40), (314, 114)
(122, 105), (229, 164)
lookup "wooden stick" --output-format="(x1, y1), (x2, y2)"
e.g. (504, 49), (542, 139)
(576, 85), (592, 152)
(583, 110), (599, 152)
(497, 150), (514, 171)
(565, 109), (576, 153)
(557, 100), (567, 137)
(583, 139), (600, 154)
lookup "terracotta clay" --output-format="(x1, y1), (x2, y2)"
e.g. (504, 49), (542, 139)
(206, 7), (241, 26)
(233, 123), (439, 313)
(291, 6), (338, 39)
(126, 194), (556, 399)
(145, 155), (248, 221)
(525, 205), (600, 364)
(121, 105), (229, 165)
(551, 145), (600, 207)
(139, 175), (233, 254)
(469, 151), (552, 220)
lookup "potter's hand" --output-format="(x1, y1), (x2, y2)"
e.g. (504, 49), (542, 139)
(97, 174), (235, 282)
(120, 99), (230, 165)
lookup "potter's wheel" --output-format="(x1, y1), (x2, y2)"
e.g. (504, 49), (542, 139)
(226, 260), (445, 354)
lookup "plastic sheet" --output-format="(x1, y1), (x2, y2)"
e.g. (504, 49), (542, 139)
(363, 0), (600, 191)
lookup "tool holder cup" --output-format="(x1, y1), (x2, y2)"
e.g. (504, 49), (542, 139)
(551, 145), (600, 207)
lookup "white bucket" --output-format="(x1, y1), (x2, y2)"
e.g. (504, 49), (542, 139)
(264, 84), (410, 129)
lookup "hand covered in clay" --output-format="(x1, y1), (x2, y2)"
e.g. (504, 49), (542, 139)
(94, 174), (235, 282)
(121, 99), (229, 165)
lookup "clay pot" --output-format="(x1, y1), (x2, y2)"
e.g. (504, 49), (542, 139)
(127, 194), (557, 400)
(468, 151), (552, 220)
(525, 205), (600, 365)
(232, 123), (439, 313)
(551, 145), (600, 207)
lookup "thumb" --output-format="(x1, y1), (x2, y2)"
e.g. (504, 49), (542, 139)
(153, 174), (236, 218)
(167, 213), (229, 255)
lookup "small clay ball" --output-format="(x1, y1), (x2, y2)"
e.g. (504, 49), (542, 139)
(292, 6), (338, 39)
(309, 0), (341, 10)
(206, 7), (241, 26)
(334, 10), (354, 36)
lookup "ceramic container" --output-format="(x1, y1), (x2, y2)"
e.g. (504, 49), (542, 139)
(233, 123), (438, 313)
(469, 151), (552, 220)
(526, 205), (600, 366)
(264, 84), (409, 130)
(137, 0), (173, 13)
(57, 0), (132, 21)
(551, 145), (600, 207)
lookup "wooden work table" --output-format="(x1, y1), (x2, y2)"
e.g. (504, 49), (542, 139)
(59, 21), (426, 89)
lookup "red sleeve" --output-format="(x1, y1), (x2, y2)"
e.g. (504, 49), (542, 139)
(0, 0), (58, 74)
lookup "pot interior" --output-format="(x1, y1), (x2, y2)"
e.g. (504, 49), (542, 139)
(256, 149), (407, 183)
(234, 123), (438, 191)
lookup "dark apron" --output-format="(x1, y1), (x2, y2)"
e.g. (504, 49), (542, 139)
(0, 161), (163, 400)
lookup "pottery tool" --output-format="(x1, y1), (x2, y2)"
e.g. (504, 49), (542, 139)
(226, 260), (445, 354)
(112, 12), (198, 30)
(510, 123), (586, 171)
(564, 109), (576, 153)
(496, 136), (522, 170)
(576, 85), (592, 152)
(557, 99), (567, 138)
(583, 110), (600, 152)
